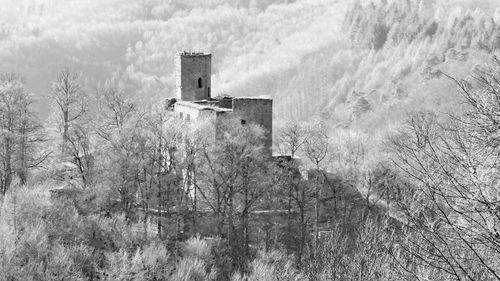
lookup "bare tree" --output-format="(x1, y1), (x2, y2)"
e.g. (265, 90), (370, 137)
(313, 218), (399, 281)
(289, 172), (314, 264)
(277, 120), (308, 159)
(180, 120), (212, 237)
(389, 58), (500, 280)
(276, 119), (309, 248)
(16, 94), (49, 185)
(51, 68), (86, 156)
(142, 106), (183, 239)
(0, 74), (48, 194)
(65, 123), (94, 187)
(302, 120), (329, 255)
(93, 83), (149, 220)
(198, 118), (270, 270)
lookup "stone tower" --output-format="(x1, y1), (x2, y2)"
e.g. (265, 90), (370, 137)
(175, 52), (212, 101)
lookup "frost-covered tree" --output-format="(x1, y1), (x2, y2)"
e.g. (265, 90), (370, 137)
(0, 74), (47, 194)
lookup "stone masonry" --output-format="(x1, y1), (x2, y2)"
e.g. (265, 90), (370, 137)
(169, 51), (273, 153)
(175, 52), (211, 101)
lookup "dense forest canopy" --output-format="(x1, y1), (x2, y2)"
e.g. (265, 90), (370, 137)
(1, 0), (498, 124)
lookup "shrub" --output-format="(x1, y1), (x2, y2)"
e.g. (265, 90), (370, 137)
(173, 257), (215, 281)
(232, 250), (306, 281)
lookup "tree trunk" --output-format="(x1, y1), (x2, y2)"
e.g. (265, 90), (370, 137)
(299, 204), (306, 265)
(314, 170), (320, 256)
(18, 108), (27, 185)
(4, 137), (12, 194)
(62, 110), (69, 155)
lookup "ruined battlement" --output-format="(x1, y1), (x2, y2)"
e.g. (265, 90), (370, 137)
(177, 51), (211, 56)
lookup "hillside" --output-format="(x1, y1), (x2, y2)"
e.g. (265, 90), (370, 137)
(0, 0), (346, 119)
(2, 1), (500, 280)
(2, 0), (498, 127)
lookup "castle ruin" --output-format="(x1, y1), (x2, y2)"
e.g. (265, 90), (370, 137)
(167, 52), (273, 152)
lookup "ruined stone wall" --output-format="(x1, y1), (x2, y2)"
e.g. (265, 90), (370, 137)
(217, 98), (233, 109)
(174, 103), (203, 122)
(175, 53), (211, 101)
(174, 103), (222, 143)
(231, 98), (273, 150)
(175, 102), (227, 123)
(174, 98), (273, 155)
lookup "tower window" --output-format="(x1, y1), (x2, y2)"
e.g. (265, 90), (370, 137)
(198, 78), (203, 88)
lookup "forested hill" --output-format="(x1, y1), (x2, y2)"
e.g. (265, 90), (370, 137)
(3, 1), (500, 280)
(0, 0), (346, 118)
(331, 0), (500, 134)
(0, 0), (500, 127)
